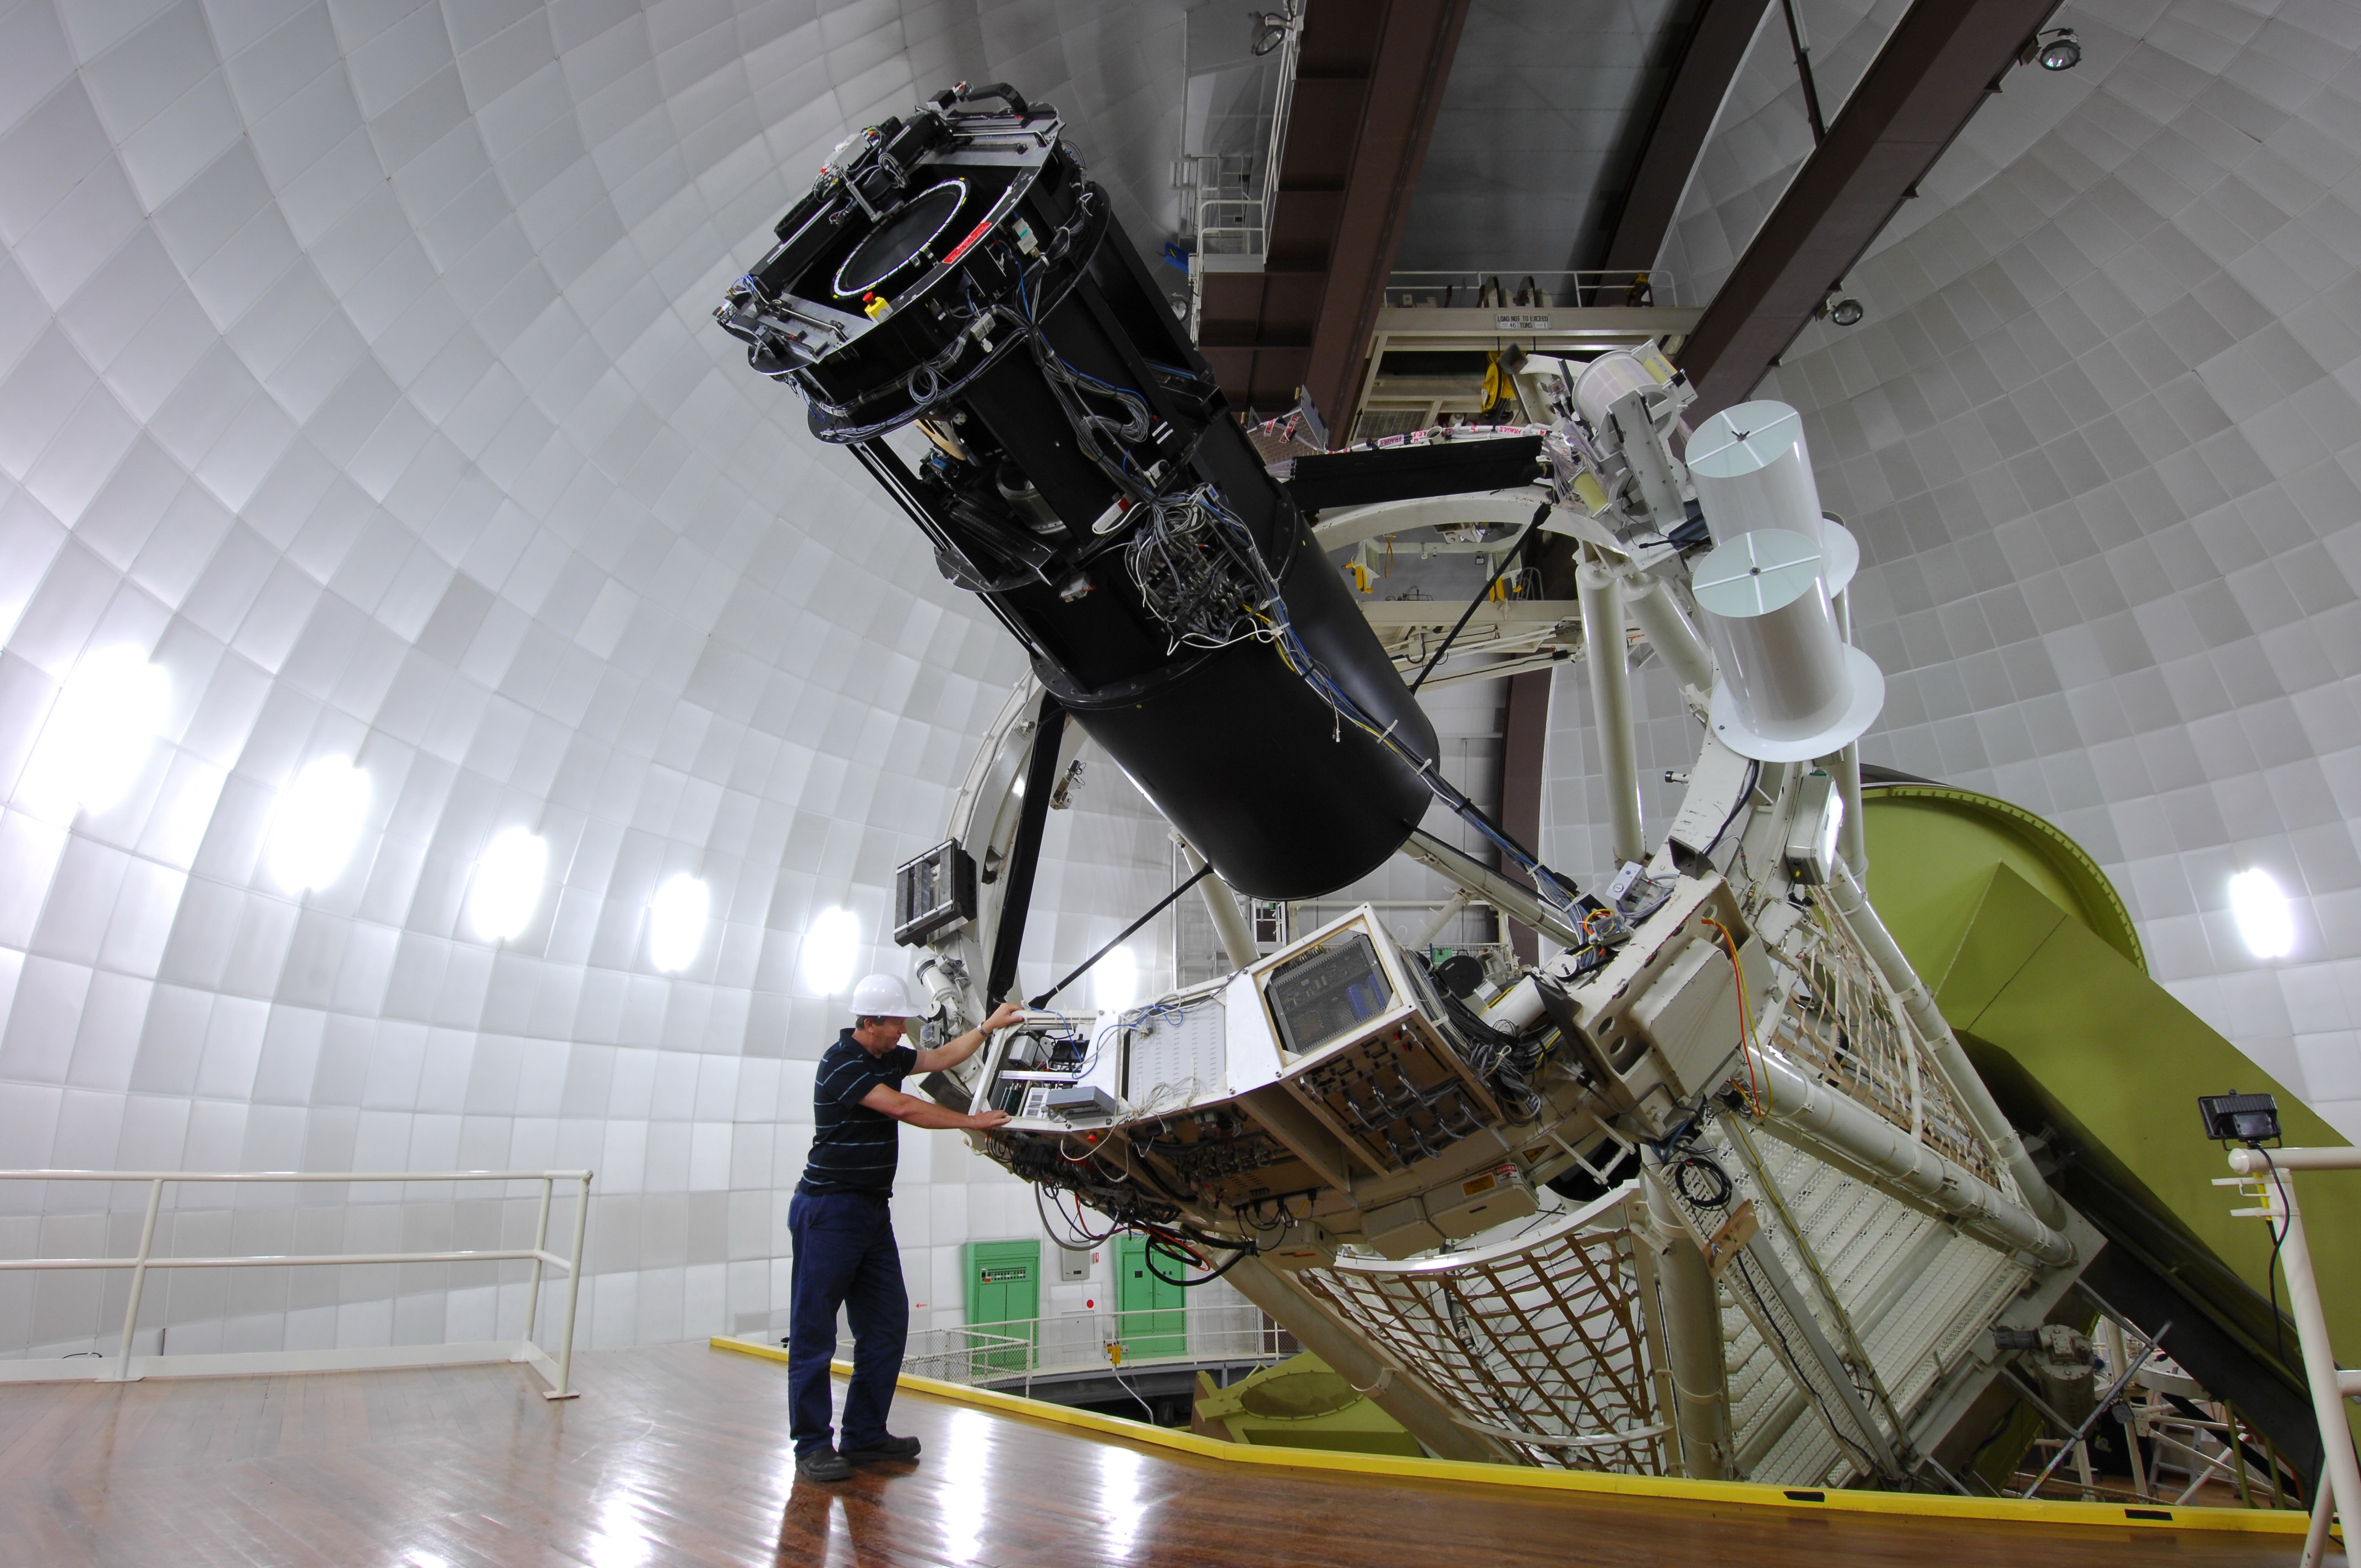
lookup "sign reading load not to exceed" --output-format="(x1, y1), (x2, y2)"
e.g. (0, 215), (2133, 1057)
(1495, 313), (1550, 331)
(979, 1265), (1029, 1283)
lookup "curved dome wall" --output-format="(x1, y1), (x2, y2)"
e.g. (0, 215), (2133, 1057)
(0, 2), (1187, 1358)
(1548, 0), (2361, 1136)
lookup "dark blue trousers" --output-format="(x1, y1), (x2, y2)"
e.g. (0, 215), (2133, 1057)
(786, 1188), (908, 1456)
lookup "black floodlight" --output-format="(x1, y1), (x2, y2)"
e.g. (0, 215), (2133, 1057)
(2197, 1091), (2281, 1146)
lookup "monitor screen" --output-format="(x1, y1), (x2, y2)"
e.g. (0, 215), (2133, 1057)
(1267, 932), (1395, 1058)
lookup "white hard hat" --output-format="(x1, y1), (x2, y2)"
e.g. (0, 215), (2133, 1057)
(850, 972), (917, 1018)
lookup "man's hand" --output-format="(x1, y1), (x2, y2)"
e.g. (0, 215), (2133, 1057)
(967, 1108), (1013, 1131)
(983, 1001), (1027, 1034)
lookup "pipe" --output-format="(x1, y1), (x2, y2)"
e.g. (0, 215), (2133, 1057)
(1399, 830), (1586, 951)
(1825, 588), (1866, 876)
(1751, 1048), (2073, 1266)
(2222, 1159), (2358, 1568)
(1625, 572), (1716, 695)
(1644, 1201), (1736, 1478)
(1578, 563), (1644, 866)
(1179, 840), (1259, 970)
(1826, 859), (2069, 1231)
(1829, 742), (1867, 878)
(1410, 889), (1475, 950)
(1223, 1256), (1513, 1463)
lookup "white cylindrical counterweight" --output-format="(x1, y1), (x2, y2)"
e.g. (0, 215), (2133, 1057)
(1685, 400), (1823, 551)
(1692, 529), (1884, 763)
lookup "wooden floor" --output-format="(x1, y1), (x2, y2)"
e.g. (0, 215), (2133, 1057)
(0, 1341), (2297, 1566)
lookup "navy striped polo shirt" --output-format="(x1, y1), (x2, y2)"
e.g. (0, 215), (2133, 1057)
(798, 1030), (917, 1195)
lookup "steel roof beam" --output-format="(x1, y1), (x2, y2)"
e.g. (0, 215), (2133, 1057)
(1674, 0), (2063, 423)
(1596, 0), (1776, 299)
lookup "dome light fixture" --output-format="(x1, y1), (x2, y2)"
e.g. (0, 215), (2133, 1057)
(1094, 945), (1140, 1016)
(25, 645), (170, 818)
(267, 757), (372, 892)
(651, 873), (713, 973)
(1828, 296), (1864, 328)
(2228, 868), (2294, 959)
(798, 903), (859, 993)
(2023, 28), (2081, 71)
(468, 826), (548, 942)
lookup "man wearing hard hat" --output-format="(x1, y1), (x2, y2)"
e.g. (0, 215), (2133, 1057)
(788, 972), (1022, 1482)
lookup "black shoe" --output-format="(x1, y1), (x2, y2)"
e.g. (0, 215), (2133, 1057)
(842, 1434), (922, 1464)
(796, 1447), (853, 1482)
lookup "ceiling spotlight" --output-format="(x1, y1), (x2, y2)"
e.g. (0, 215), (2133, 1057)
(651, 873), (713, 973)
(26, 645), (169, 817)
(1828, 296), (1864, 328)
(2229, 869), (2294, 959)
(2023, 28), (2081, 70)
(1094, 945), (1140, 1016)
(798, 903), (859, 993)
(268, 757), (372, 892)
(469, 826), (548, 942)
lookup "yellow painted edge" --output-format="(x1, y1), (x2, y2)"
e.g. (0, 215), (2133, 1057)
(709, 1336), (2321, 1537)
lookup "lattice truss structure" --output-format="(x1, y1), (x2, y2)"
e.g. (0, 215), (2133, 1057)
(1653, 892), (2041, 1487)
(1756, 893), (2014, 1199)
(1297, 1197), (1666, 1472)
(1655, 1119), (2032, 1488)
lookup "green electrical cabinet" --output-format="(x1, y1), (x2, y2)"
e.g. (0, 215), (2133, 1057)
(1114, 1235), (1188, 1360)
(962, 1239), (1040, 1371)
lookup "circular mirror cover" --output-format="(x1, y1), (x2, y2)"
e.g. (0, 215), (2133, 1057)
(834, 178), (969, 298)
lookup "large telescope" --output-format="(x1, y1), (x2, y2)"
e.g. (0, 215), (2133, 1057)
(715, 84), (1436, 898)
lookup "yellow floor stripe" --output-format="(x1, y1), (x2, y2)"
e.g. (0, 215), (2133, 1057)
(709, 1336), (2323, 1536)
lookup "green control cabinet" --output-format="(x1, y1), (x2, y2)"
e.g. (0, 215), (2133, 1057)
(1114, 1235), (1188, 1359)
(962, 1239), (1040, 1371)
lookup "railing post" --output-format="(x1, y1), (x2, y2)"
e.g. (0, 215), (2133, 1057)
(544, 1172), (590, 1401)
(2229, 1158), (2360, 1567)
(524, 1175), (552, 1346)
(112, 1178), (165, 1380)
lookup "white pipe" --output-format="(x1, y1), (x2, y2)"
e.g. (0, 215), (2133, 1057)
(1826, 589), (1866, 877)
(548, 1173), (591, 1400)
(2229, 1159), (2359, 1567)
(1825, 860), (2069, 1230)
(1625, 573), (1716, 695)
(1646, 1196), (1736, 1477)
(1179, 841), (1259, 970)
(111, 1177), (163, 1378)
(1753, 1049), (2074, 1265)
(2229, 1147), (2361, 1175)
(1829, 743), (1867, 878)
(1579, 563), (1644, 865)
(1411, 889), (1475, 950)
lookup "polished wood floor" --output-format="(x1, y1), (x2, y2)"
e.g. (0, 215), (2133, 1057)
(0, 1342), (2297, 1566)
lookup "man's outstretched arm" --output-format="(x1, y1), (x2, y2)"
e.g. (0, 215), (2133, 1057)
(859, 1083), (1010, 1131)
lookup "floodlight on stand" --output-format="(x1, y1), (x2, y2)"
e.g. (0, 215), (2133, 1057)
(2197, 1091), (2280, 1146)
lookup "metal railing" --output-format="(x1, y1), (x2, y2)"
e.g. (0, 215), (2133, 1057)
(1381, 270), (1682, 309)
(800, 1299), (1290, 1393)
(0, 1168), (592, 1399)
(1185, 2), (1304, 338)
(2222, 1146), (2361, 1567)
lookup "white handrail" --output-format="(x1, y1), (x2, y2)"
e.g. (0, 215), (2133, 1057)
(0, 1168), (594, 1400)
(2220, 1147), (2360, 1567)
